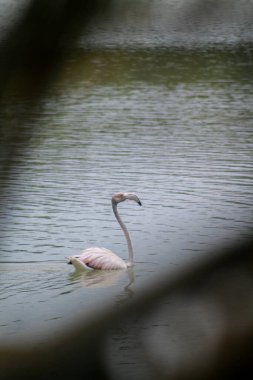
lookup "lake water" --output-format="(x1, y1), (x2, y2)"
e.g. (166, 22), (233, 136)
(0, 0), (253, 352)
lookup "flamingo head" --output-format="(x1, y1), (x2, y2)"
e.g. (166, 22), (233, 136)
(112, 192), (142, 206)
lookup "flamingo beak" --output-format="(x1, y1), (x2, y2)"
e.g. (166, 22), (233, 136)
(138, 200), (142, 206)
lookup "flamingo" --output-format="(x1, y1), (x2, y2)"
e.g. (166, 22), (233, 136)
(67, 192), (142, 270)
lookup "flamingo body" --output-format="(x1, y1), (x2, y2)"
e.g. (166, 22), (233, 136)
(68, 247), (128, 270)
(67, 192), (141, 271)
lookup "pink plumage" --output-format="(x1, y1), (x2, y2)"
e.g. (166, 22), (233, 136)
(69, 248), (127, 270)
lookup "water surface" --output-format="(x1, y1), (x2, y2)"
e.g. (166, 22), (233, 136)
(0, 0), (252, 346)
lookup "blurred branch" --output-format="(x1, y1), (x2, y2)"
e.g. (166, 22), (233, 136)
(0, 240), (252, 380)
(0, 0), (110, 95)
(0, 0), (111, 185)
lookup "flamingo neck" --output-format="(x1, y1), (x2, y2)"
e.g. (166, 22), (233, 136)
(112, 202), (134, 266)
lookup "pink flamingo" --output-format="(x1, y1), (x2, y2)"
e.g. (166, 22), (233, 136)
(67, 192), (142, 270)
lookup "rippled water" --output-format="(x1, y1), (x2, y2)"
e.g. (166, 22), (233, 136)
(0, 1), (253, 345)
